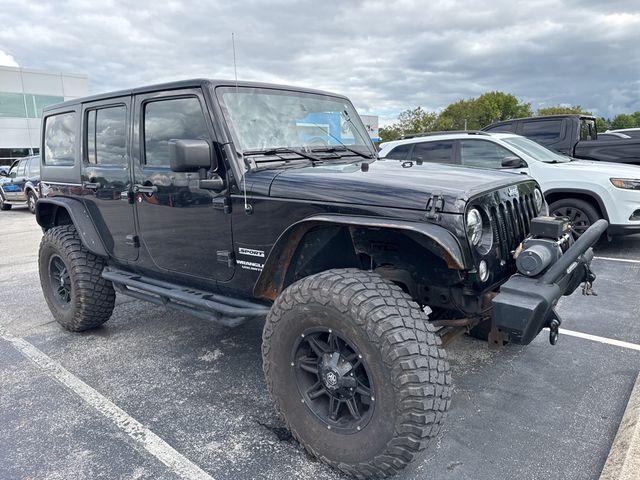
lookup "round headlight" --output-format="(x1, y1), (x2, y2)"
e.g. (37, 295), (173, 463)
(534, 188), (544, 213)
(466, 208), (483, 246)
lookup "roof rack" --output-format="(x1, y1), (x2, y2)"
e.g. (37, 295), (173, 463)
(401, 130), (490, 139)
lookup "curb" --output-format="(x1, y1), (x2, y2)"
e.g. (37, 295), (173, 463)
(600, 373), (640, 480)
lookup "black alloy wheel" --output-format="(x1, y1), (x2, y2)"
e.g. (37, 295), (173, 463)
(552, 205), (592, 236)
(292, 327), (374, 434)
(48, 254), (72, 307)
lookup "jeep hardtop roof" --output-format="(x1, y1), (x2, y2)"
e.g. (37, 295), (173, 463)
(43, 78), (350, 113)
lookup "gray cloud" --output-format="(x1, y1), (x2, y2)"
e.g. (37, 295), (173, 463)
(1, 0), (638, 123)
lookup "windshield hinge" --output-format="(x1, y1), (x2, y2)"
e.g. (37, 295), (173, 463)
(426, 194), (444, 220)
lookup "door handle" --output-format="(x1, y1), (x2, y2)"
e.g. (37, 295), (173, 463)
(133, 184), (158, 194)
(83, 181), (101, 190)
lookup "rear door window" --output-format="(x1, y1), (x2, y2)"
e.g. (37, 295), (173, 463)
(411, 141), (454, 163)
(86, 105), (127, 165)
(521, 119), (562, 142)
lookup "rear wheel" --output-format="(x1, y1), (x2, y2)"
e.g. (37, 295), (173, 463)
(549, 198), (601, 238)
(262, 268), (451, 478)
(27, 190), (37, 214)
(39, 225), (115, 331)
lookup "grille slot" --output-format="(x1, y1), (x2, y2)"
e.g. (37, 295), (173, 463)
(489, 193), (535, 262)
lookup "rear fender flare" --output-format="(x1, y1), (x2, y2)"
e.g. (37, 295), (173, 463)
(254, 214), (467, 301)
(35, 197), (108, 257)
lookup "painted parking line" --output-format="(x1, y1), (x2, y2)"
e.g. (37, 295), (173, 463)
(595, 256), (640, 265)
(547, 328), (640, 352)
(0, 331), (215, 480)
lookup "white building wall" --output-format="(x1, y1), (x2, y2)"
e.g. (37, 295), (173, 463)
(0, 66), (88, 154)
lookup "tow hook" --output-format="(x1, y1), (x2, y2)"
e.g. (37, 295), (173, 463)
(548, 318), (561, 345)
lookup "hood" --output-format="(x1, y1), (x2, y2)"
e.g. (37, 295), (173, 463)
(546, 159), (640, 178)
(265, 159), (532, 213)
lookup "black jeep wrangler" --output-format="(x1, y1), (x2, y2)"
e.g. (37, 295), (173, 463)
(35, 79), (606, 478)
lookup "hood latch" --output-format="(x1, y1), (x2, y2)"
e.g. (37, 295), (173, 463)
(426, 193), (444, 220)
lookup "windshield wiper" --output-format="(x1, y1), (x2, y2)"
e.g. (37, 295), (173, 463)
(312, 145), (374, 160)
(243, 147), (324, 171)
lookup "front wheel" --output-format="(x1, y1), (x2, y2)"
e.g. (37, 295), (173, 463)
(0, 193), (11, 211)
(549, 198), (601, 238)
(262, 269), (451, 478)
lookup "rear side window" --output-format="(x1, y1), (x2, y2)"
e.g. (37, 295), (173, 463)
(28, 157), (40, 176)
(521, 119), (562, 142)
(386, 143), (412, 159)
(44, 112), (77, 166)
(411, 141), (454, 163)
(86, 105), (127, 165)
(143, 97), (210, 167)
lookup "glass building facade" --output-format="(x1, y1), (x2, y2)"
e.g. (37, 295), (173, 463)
(0, 66), (87, 165)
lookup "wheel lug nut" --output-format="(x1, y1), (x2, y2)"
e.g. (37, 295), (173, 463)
(358, 354), (362, 359)
(291, 362), (294, 366)
(327, 425), (331, 430)
(356, 426), (361, 431)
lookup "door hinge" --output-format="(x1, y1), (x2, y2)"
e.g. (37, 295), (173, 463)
(216, 250), (235, 268)
(125, 234), (140, 248)
(212, 196), (232, 214)
(426, 193), (444, 220)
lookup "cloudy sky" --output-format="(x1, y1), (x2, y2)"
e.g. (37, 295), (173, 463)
(1, 0), (639, 123)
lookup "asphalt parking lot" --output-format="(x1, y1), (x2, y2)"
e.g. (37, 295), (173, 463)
(1, 206), (639, 480)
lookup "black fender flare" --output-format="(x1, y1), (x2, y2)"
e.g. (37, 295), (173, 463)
(35, 197), (108, 257)
(254, 214), (467, 301)
(544, 188), (609, 221)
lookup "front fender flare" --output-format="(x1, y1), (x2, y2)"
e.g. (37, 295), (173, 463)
(36, 197), (108, 257)
(254, 214), (467, 301)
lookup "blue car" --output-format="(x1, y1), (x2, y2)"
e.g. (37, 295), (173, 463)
(0, 155), (41, 213)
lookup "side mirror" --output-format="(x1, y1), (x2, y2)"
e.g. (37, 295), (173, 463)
(168, 139), (216, 172)
(501, 156), (526, 168)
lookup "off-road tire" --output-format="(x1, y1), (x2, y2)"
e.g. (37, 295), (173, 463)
(39, 225), (115, 331)
(0, 193), (11, 210)
(549, 198), (601, 238)
(27, 190), (37, 214)
(262, 268), (451, 478)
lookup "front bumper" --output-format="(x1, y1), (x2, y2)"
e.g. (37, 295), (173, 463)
(491, 219), (609, 345)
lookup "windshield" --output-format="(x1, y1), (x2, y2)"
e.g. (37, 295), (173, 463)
(502, 136), (571, 163)
(215, 86), (374, 157)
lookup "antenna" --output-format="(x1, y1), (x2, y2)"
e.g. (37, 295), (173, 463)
(232, 32), (252, 214)
(232, 32), (239, 94)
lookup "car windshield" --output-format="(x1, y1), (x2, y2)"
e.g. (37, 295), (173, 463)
(502, 136), (571, 163)
(215, 86), (374, 160)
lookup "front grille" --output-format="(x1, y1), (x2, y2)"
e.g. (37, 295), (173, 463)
(490, 193), (536, 261)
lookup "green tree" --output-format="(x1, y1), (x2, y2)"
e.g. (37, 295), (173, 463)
(536, 105), (590, 116)
(630, 111), (640, 127)
(436, 91), (531, 130)
(378, 107), (438, 142)
(596, 117), (609, 133)
(611, 113), (636, 129)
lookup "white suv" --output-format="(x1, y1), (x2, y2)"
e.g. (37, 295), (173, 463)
(379, 131), (640, 237)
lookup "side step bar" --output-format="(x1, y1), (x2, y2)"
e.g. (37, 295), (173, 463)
(102, 268), (270, 327)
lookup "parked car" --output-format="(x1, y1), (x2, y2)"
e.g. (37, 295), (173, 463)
(0, 155), (41, 213)
(599, 131), (631, 140)
(35, 79), (604, 478)
(379, 131), (640, 237)
(606, 128), (640, 139)
(482, 114), (640, 165)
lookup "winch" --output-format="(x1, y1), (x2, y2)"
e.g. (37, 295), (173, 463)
(516, 216), (572, 277)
